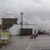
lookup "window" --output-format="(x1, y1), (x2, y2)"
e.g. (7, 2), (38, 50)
(34, 30), (36, 34)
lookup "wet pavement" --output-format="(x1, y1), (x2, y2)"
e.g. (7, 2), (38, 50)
(0, 35), (50, 50)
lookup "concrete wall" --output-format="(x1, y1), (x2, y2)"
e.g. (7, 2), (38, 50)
(9, 24), (38, 35)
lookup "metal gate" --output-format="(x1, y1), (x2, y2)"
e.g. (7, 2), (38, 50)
(20, 28), (33, 35)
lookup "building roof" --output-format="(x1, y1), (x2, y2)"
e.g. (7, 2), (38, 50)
(1, 18), (18, 20)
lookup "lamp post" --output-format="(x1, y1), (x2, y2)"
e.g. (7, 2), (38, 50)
(20, 11), (24, 39)
(20, 11), (24, 29)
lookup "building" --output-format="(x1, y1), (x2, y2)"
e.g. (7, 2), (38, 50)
(1, 18), (18, 30)
(9, 24), (38, 35)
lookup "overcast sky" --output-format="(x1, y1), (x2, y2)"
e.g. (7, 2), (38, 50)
(0, 0), (50, 24)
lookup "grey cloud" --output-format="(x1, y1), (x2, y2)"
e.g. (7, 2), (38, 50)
(0, 0), (50, 24)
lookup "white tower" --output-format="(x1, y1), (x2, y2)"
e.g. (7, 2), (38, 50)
(5, 11), (14, 18)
